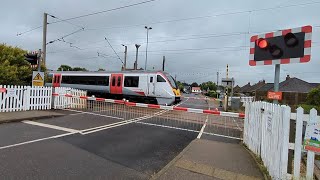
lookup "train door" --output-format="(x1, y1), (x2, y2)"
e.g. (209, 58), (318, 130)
(110, 74), (123, 94)
(53, 74), (61, 87)
(148, 74), (156, 96)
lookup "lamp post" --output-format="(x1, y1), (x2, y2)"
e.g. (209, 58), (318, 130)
(144, 26), (152, 70)
(135, 44), (141, 70)
(121, 44), (127, 71)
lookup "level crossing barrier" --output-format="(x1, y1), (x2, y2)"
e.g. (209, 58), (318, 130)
(0, 85), (52, 112)
(244, 101), (320, 179)
(52, 87), (87, 109)
(53, 93), (245, 140)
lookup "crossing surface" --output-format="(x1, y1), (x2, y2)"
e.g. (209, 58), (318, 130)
(0, 94), (244, 179)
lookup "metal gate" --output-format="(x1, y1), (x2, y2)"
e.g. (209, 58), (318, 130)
(53, 92), (244, 140)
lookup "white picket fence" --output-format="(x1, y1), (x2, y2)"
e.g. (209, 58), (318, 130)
(244, 101), (319, 179)
(240, 96), (255, 103)
(0, 85), (52, 112)
(53, 87), (87, 109)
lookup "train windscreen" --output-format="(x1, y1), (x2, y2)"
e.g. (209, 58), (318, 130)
(166, 75), (177, 89)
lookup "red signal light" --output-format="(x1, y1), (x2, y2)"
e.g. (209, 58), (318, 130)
(256, 38), (268, 49)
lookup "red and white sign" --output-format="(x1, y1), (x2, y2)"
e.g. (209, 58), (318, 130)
(0, 88), (6, 93)
(249, 25), (312, 66)
(267, 91), (283, 100)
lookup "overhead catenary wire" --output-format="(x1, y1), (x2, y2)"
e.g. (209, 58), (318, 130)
(85, 1), (320, 31)
(47, 28), (85, 45)
(104, 37), (124, 65)
(17, 0), (320, 36)
(47, 13), (85, 29)
(50, 0), (158, 24)
(16, 0), (158, 36)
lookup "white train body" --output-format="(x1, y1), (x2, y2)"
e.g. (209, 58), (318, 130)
(47, 70), (181, 105)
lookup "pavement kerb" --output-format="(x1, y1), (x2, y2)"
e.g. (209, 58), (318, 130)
(150, 138), (196, 180)
(241, 142), (270, 180)
(0, 114), (66, 125)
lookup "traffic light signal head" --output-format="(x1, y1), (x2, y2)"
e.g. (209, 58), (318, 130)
(249, 25), (312, 66)
(25, 53), (38, 65)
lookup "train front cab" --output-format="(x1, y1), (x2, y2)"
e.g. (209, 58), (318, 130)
(162, 72), (181, 103)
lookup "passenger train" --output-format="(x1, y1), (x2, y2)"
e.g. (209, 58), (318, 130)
(46, 71), (181, 105)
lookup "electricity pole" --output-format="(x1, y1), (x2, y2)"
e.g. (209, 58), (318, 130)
(162, 56), (165, 71)
(122, 45), (127, 71)
(42, 13), (48, 69)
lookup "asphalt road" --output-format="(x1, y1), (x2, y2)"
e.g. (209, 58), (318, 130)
(178, 93), (210, 110)
(0, 112), (198, 179)
(0, 95), (242, 179)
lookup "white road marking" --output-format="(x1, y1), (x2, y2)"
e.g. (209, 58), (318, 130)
(81, 110), (167, 135)
(65, 109), (124, 120)
(136, 121), (200, 133)
(23, 120), (80, 133)
(0, 132), (76, 150)
(197, 106), (210, 139)
(175, 97), (189, 107)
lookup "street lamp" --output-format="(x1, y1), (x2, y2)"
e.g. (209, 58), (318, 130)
(135, 44), (141, 70)
(145, 26), (152, 70)
(121, 44), (127, 71)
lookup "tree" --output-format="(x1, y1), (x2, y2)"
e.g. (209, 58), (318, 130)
(57, 65), (72, 71)
(306, 86), (320, 106)
(72, 67), (88, 71)
(191, 82), (199, 87)
(176, 81), (184, 91)
(200, 81), (217, 91)
(57, 65), (88, 71)
(98, 68), (105, 71)
(0, 44), (32, 85)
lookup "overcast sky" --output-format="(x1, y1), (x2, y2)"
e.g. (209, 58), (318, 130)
(1, 0), (320, 86)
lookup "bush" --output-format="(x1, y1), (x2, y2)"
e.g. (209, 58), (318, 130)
(205, 90), (217, 98)
(306, 87), (320, 106)
(298, 104), (320, 114)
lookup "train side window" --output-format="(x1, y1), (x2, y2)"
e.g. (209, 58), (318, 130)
(150, 77), (153, 83)
(124, 76), (139, 87)
(117, 77), (121, 86)
(112, 77), (116, 86)
(157, 75), (166, 82)
(61, 76), (71, 84)
(105, 76), (109, 86)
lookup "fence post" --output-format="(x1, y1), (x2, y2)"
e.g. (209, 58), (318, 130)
(25, 86), (31, 111)
(306, 108), (318, 179)
(280, 105), (290, 179)
(293, 107), (304, 178)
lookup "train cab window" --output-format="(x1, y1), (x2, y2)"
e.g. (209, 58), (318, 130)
(124, 76), (139, 87)
(117, 77), (121, 86)
(150, 77), (153, 83)
(112, 77), (116, 86)
(157, 75), (166, 82)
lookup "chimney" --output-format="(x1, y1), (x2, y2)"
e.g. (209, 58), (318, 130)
(286, 75), (290, 80)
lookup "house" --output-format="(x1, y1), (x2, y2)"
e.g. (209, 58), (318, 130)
(255, 75), (320, 105)
(239, 80), (266, 96)
(191, 87), (202, 93)
(233, 85), (241, 94)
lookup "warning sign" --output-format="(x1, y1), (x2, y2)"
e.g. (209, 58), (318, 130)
(32, 71), (44, 87)
(33, 73), (43, 81)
